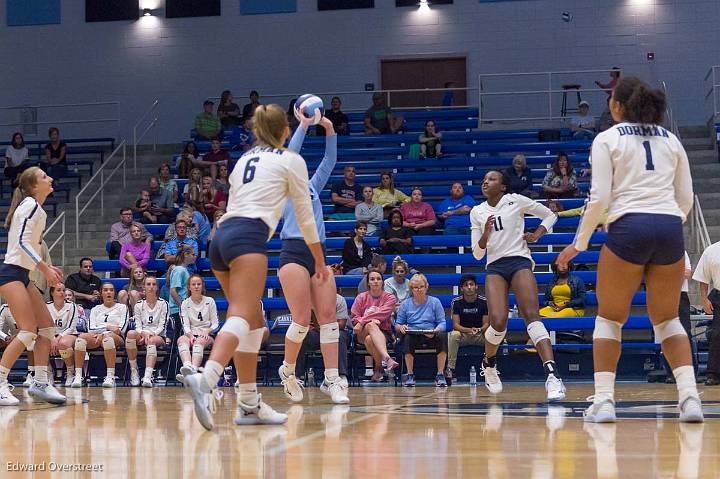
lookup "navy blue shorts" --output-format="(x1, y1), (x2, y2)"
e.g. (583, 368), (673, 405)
(208, 217), (269, 272)
(279, 239), (326, 277)
(486, 256), (533, 284)
(605, 213), (684, 265)
(0, 263), (30, 288)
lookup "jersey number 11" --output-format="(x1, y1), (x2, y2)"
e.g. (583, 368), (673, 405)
(493, 216), (504, 232)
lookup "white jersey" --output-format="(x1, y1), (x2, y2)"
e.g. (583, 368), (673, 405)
(180, 295), (219, 335)
(0, 304), (17, 338)
(573, 123), (693, 251)
(471, 193), (557, 267)
(221, 146), (319, 244)
(133, 298), (169, 337)
(46, 300), (78, 336)
(692, 241), (720, 290)
(4, 197), (46, 271)
(89, 303), (129, 335)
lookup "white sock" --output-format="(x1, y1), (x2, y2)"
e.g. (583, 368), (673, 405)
(75, 367), (83, 377)
(130, 360), (138, 369)
(203, 360), (224, 390)
(182, 361), (192, 368)
(34, 366), (48, 385)
(144, 367), (154, 378)
(0, 365), (10, 383)
(673, 365), (698, 403)
(283, 361), (296, 376)
(239, 383), (259, 407)
(28, 366), (35, 374)
(107, 368), (115, 378)
(594, 371), (616, 403)
(325, 368), (339, 382)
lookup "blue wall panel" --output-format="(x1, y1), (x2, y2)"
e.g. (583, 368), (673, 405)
(7, 0), (61, 26)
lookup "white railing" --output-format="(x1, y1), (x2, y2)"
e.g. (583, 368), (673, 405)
(0, 101), (120, 140)
(704, 66), (720, 122)
(75, 141), (127, 247)
(45, 211), (66, 267)
(690, 195), (712, 254)
(133, 99), (159, 173)
(477, 68), (621, 125)
(661, 81), (681, 140)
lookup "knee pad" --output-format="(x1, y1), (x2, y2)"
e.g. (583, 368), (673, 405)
(125, 338), (137, 350)
(59, 348), (73, 359)
(653, 317), (686, 343)
(286, 321), (309, 344)
(16, 330), (37, 348)
(526, 321), (551, 345)
(221, 316), (250, 341)
(178, 343), (190, 354)
(74, 337), (87, 352)
(236, 328), (264, 353)
(593, 316), (623, 342)
(484, 325), (507, 346)
(146, 344), (157, 358)
(319, 322), (340, 344)
(192, 343), (205, 356)
(102, 336), (116, 350)
(37, 327), (55, 340)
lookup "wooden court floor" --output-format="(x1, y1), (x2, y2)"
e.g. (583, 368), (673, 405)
(0, 383), (719, 478)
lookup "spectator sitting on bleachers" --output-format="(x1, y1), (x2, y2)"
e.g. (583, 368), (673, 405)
(207, 210), (225, 244)
(119, 224), (151, 275)
(166, 245), (195, 322)
(117, 265), (146, 314)
(42, 127), (68, 178)
(364, 92), (403, 135)
(447, 274), (488, 381)
(539, 262), (586, 318)
(214, 163), (230, 196)
(217, 90), (241, 128)
(380, 209), (413, 255)
(384, 256), (411, 308)
(158, 162), (178, 204)
(342, 221), (373, 275)
(419, 120), (442, 158)
(3, 132), (30, 185)
(147, 176), (175, 223)
(134, 190), (157, 224)
(355, 186), (383, 236)
(542, 152), (578, 199)
(330, 166), (363, 220)
(64, 289), (88, 327)
(598, 97), (615, 133)
(200, 175), (227, 218)
(194, 100), (222, 141)
(571, 101), (596, 140)
(395, 273), (448, 387)
(65, 258), (103, 310)
(287, 98), (300, 132)
(163, 219), (199, 267)
(195, 139), (229, 181)
(177, 142), (198, 179)
(158, 209), (198, 249)
(504, 154), (534, 197)
(186, 205), (211, 245)
(317, 96), (348, 136)
(108, 208), (153, 260)
(373, 171), (410, 217)
(436, 182), (476, 235)
(546, 199), (564, 215)
(357, 255), (388, 294)
(352, 271), (400, 381)
(234, 117), (255, 153)
(400, 187), (437, 236)
(241, 90), (261, 122)
(183, 168), (203, 210)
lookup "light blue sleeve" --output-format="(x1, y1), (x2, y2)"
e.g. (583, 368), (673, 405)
(311, 134), (337, 192)
(433, 297), (446, 330)
(395, 301), (408, 326)
(287, 127), (307, 153)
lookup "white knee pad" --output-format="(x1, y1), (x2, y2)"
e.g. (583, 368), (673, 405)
(653, 317), (686, 343)
(236, 327), (264, 353)
(484, 325), (507, 346)
(125, 338), (137, 350)
(319, 322), (340, 344)
(16, 330), (37, 348)
(178, 343), (190, 354)
(286, 321), (309, 344)
(527, 321), (551, 345)
(192, 343), (205, 356)
(38, 327), (55, 340)
(146, 344), (157, 358)
(74, 337), (87, 352)
(59, 348), (73, 359)
(102, 336), (116, 350)
(593, 316), (623, 342)
(221, 316), (250, 340)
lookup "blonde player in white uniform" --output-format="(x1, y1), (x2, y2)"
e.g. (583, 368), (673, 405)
(557, 77), (702, 423)
(183, 104), (329, 431)
(0, 167), (65, 406)
(46, 283), (80, 387)
(126, 276), (168, 388)
(72, 283), (129, 388)
(470, 170), (566, 402)
(177, 274), (219, 375)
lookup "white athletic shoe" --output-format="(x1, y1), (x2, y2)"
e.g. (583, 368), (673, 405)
(102, 376), (116, 388)
(141, 376), (154, 388)
(480, 365), (502, 394)
(235, 394), (288, 426)
(546, 375), (567, 402)
(184, 373), (223, 431)
(0, 381), (19, 406)
(678, 395), (704, 423)
(28, 381), (66, 405)
(278, 365), (304, 403)
(22, 373), (33, 388)
(320, 377), (350, 404)
(583, 397), (616, 423)
(64, 373), (74, 388)
(175, 364), (197, 385)
(130, 368), (141, 387)
(71, 374), (83, 388)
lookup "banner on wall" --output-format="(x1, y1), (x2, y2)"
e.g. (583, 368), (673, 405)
(7, 0), (61, 26)
(240, 0), (297, 15)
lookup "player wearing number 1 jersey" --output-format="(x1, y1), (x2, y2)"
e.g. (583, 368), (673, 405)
(470, 170), (566, 402)
(557, 77), (702, 423)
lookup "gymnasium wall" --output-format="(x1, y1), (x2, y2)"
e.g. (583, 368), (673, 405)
(0, 0), (718, 143)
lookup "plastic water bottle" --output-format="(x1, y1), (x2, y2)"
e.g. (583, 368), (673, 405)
(307, 368), (315, 386)
(223, 367), (233, 387)
(502, 339), (510, 356)
(512, 304), (519, 318)
(469, 366), (477, 386)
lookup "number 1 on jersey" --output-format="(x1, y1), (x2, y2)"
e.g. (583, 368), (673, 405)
(642, 141), (655, 171)
(243, 157), (260, 184)
(493, 216), (504, 232)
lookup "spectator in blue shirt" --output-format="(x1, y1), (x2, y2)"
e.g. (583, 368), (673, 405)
(395, 273), (448, 387)
(163, 219), (199, 268)
(571, 101), (596, 140)
(435, 183), (476, 235)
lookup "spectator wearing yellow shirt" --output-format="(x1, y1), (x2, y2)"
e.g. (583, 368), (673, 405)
(373, 171), (410, 218)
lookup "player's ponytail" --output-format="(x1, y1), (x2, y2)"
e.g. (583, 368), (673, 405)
(253, 104), (288, 150)
(4, 166), (41, 229)
(612, 77), (666, 125)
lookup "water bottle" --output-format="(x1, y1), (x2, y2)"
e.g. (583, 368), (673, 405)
(307, 368), (315, 387)
(223, 367), (233, 387)
(512, 304), (519, 318)
(502, 339), (510, 356)
(469, 366), (477, 386)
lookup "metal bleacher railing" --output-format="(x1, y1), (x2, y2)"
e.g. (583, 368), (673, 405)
(0, 101), (120, 140)
(45, 211), (66, 267)
(704, 65), (720, 122)
(132, 99), (159, 173)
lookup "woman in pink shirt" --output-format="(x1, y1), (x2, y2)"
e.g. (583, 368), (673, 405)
(351, 271), (399, 381)
(119, 224), (151, 275)
(400, 187), (437, 235)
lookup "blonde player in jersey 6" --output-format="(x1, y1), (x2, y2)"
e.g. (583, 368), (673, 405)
(46, 284), (80, 387)
(556, 77), (702, 423)
(470, 170), (566, 402)
(177, 275), (219, 376)
(183, 104), (329, 431)
(126, 276), (168, 388)
(0, 167), (66, 406)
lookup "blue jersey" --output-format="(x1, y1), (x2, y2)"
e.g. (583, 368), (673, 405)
(280, 128), (337, 243)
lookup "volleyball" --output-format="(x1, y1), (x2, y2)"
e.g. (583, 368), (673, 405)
(294, 94), (324, 125)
